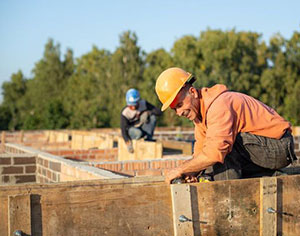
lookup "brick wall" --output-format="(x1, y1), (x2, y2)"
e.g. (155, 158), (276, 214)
(0, 153), (36, 185)
(4, 143), (125, 184)
(36, 156), (61, 183)
(48, 148), (118, 162)
(92, 156), (191, 177)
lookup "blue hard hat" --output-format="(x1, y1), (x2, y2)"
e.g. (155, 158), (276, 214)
(126, 88), (140, 105)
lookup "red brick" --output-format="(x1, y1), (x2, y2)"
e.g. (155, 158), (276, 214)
(2, 175), (10, 183)
(52, 172), (57, 182)
(151, 160), (176, 169)
(136, 170), (162, 176)
(106, 163), (122, 172)
(1, 166), (23, 174)
(132, 161), (150, 170)
(37, 158), (43, 165)
(119, 170), (135, 177)
(61, 150), (74, 155)
(25, 165), (36, 173)
(49, 161), (61, 172)
(15, 175), (36, 183)
(0, 157), (11, 165)
(123, 162), (134, 171)
(95, 164), (104, 168)
(47, 170), (52, 179)
(39, 176), (45, 183)
(43, 159), (49, 168)
(14, 157), (36, 165)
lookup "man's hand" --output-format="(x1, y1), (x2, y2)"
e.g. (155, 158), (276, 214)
(126, 141), (134, 153)
(184, 175), (198, 183)
(164, 168), (182, 184)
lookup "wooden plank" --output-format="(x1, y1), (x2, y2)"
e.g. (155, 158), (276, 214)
(0, 177), (165, 198)
(194, 178), (260, 235)
(280, 175), (300, 235)
(118, 137), (162, 161)
(162, 140), (193, 155)
(0, 175), (299, 235)
(1, 131), (5, 151)
(8, 194), (31, 236)
(41, 184), (173, 236)
(171, 184), (194, 236)
(19, 130), (24, 143)
(0, 196), (8, 236)
(260, 177), (277, 236)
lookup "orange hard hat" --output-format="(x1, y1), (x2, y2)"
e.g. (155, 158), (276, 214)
(155, 67), (194, 111)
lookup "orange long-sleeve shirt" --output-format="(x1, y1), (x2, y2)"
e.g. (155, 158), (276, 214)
(193, 84), (291, 163)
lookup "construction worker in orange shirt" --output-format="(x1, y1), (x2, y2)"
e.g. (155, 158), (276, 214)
(155, 67), (297, 183)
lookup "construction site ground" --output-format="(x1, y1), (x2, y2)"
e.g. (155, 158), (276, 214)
(1, 127), (300, 235)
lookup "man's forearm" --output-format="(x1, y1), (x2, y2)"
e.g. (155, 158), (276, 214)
(177, 154), (217, 175)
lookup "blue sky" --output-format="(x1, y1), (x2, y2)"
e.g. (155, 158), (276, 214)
(0, 0), (299, 99)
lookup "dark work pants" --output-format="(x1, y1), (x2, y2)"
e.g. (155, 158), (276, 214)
(211, 131), (297, 181)
(128, 115), (156, 141)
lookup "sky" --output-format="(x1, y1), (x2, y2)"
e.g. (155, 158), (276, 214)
(0, 0), (299, 101)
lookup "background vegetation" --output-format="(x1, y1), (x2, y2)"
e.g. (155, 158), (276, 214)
(1, 29), (299, 130)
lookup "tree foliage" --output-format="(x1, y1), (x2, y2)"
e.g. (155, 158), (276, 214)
(1, 29), (300, 130)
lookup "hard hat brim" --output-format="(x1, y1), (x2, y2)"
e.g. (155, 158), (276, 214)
(161, 83), (185, 111)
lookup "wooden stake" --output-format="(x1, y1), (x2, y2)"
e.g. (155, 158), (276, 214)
(8, 194), (31, 236)
(171, 184), (195, 236)
(1, 131), (6, 151)
(260, 177), (277, 236)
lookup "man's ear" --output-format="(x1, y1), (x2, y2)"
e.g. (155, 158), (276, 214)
(189, 87), (198, 98)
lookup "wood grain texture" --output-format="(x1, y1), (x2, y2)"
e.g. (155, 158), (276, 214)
(171, 184), (194, 236)
(0, 175), (299, 235)
(280, 175), (300, 235)
(118, 137), (162, 161)
(41, 184), (173, 236)
(193, 178), (260, 236)
(0, 196), (8, 236)
(8, 194), (31, 235)
(260, 177), (277, 236)
(161, 140), (193, 155)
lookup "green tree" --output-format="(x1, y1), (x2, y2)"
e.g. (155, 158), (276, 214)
(282, 31), (300, 125)
(1, 70), (27, 130)
(108, 31), (145, 127)
(65, 46), (111, 129)
(24, 39), (74, 129)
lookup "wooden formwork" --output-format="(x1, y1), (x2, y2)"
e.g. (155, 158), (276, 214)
(161, 140), (193, 155)
(118, 137), (163, 161)
(292, 126), (300, 136)
(44, 130), (70, 143)
(71, 131), (116, 150)
(1, 175), (300, 236)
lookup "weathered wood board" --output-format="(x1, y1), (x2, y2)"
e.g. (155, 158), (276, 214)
(0, 175), (299, 235)
(161, 140), (193, 155)
(41, 185), (173, 236)
(118, 137), (162, 161)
